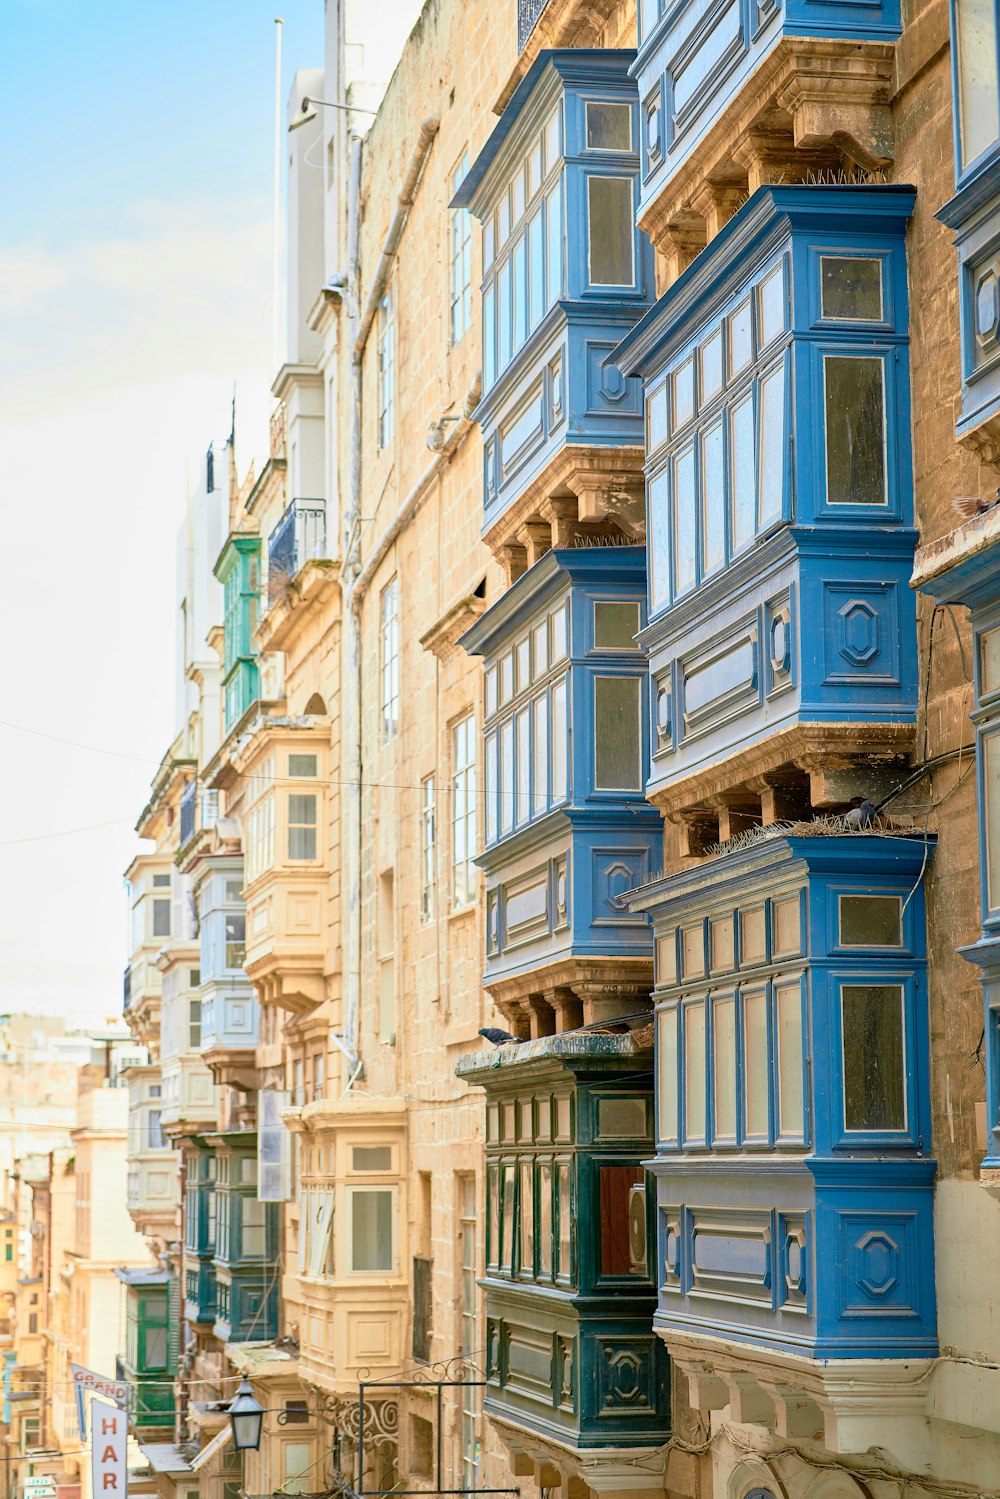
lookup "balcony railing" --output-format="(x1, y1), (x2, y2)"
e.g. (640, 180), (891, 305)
(123, 964), (132, 1011)
(517, 0), (547, 51)
(180, 784), (221, 849)
(267, 499), (327, 609)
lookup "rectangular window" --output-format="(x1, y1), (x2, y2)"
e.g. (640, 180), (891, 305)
(673, 446), (696, 596)
(820, 257), (883, 321)
(731, 393), (756, 553)
(452, 715), (477, 907)
(519, 1160), (534, 1277)
(450, 152), (472, 344)
(648, 469), (670, 613)
(283, 1443), (312, 1496)
(841, 983), (905, 1131)
(588, 176), (634, 285)
(743, 987), (769, 1138)
(515, 708), (530, 827)
(152, 898), (171, 938)
(546, 179), (563, 307)
(775, 981), (804, 1139)
(288, 795), (318, 860)
(289, 753), (318, 778)
(598, 1166), (645, 1276)
(377, 288), (395, 449)
(500, 719), (514, 836)
(701, 420), (725, 576)
(148, 1110), (164, 1150)
(242, 1198), (268, 1257)
(420, 778), (436, 923)
(500, 1164), (516, 1274)
(657, 1008), (678, 1143)
(594, 676), (642, 790)
(684, 1002), (707, 1141)
(551, 680), (568, 801)
(758, 362), (785, 527)
(189, 999), (202, 1051)
(556, 1161), (572, 1282)
(532, 695), (548, 815)
(955, 0), (1000, 169)
(351, 1188), (394, 1272)
(528, 210), (544, 330)
(838, 894), (903, 947)
(713, 997), (737, 1140)
(378, 871), (396, 1045)
(586, 101), (632, 150)
(485, 734), (498, 844)
(380, 576), (400, 741)
(224, 910), (246, 970)
(824, 355), (886, 505)
(594, 600), (640, 649)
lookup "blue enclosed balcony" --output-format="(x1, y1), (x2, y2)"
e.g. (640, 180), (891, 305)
(461, 547), (661, 1033)
(453, 51), (655, 571)
(631, 0), (900, 265)
(623, 832), (937, 1363)
(612, 184), (919, 843)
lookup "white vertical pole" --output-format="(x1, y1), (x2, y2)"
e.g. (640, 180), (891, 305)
(273, 16), (284, 375)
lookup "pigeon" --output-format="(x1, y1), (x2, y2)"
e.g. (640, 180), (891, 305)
(842, 799), (875, 828)
(479, 1027), (518, 1045)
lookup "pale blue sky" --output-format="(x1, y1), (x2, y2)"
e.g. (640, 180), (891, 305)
(0, 0), (324, 1023)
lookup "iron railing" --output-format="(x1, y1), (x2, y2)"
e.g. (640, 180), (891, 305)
(123, 965), (132, 1011)
(179, 780), (197, 846)
(267, 498), (327, 608)
(517, 0), (548, 51)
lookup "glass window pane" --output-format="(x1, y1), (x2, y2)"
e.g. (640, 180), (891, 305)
(841, 984), (905, 1131)
(485, 734), (497, 844)
(519, 1161), (534, 1277)
(551, 604), (568, 661)
(824, 355), (886, 506)
(743, 988), (769, 1137)
(352, 1189), (393, 1271)
(839, 894), (902, 946)
(551, 680), (568, 801)
(648, 469), (670, 612)
(731, 393), (756, 552)
(702, 420), (725, 575)
(516, 708), (530, 826)
(556, 1161), (572, 1281)
(987, 729), (1000, 910)
(289, 754), (318, 778)
(532, 695), (548, 814)
(684, 1002), (707, 1140)
(713, 997), (737, 1139)
(758, 263), (786, 346)
(658, 1008), (678, 1141)
(701, 330), (723, 403)
(729, 300), (752, 376)
(758, 362), (785, 527)
(647, 382), (668, 452)
(587, 176), (634, 286)
(537, 1163), (553, 1279)
(529, 211), (544, 329)
(599, 1166), (644, 1275)
(145, 1325), (167, 1368)
(594, 676), (641, 789)
(288, 826), (317, 860)
(545, 109), (561, 172)
(673, 358), (694, 429)
(546, 180), (563, 307)
(533, 620), (549, 675)
(497, 260), (510, 370)
(956, 0), (1000, 168)
(594, 600), (640, 649)
(483, 284), (496, 386)
(821, 257), (883, 321)
(775, 981), (804, 1138)
(586, 102), (632, 150)
(674, 446), (696, 595)
(512, 238), (527, 352)
(500, 719), (514, 835)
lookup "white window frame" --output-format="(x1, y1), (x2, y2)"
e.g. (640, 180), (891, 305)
(452, 715), (477, 908)
(451, 151), (473, 344)
(346, 1186), (397, 1275)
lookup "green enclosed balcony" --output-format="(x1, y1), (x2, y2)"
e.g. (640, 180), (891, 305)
(116, 1268), (178, 1431)
(457, 1022), (670, 1490)
(215, 534), (261, 733)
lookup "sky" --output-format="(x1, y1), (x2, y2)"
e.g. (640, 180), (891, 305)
(0, 0), (325, 1025)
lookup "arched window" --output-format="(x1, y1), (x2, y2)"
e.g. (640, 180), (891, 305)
(304, 693), (327, 715)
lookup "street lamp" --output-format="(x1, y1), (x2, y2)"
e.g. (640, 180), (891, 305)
(227, 1376), (265, 1452)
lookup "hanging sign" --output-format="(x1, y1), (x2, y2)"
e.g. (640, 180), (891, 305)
(90, 1399), (127, 1499)
(71, 1364), (129, 1443)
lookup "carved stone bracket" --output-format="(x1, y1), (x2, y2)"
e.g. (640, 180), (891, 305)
(775, 47), (894, 170)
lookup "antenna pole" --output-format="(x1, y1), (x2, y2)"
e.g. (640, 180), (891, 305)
(272, 17), (284, 375)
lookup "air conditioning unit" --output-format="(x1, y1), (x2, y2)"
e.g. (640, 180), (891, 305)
(627, 1183), (647, 1276)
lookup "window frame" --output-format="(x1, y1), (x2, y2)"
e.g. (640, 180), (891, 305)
(450, 151), (473, 345)
(451, 714), (477, 909)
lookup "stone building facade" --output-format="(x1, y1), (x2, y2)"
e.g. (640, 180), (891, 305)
(116, 0), (1000, 1493)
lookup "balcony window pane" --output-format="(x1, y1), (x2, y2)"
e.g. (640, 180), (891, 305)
(288, 795), (317, 860)
(485, 734), (498, 844)
(824, 355), (886, 506)
(483, 285), (496, 386)
(586, 102), (632, 151)
(702, 420), (725, 575)
(673, 446), (696, 596)
(731, 393), (755, 552)
(513, 237), (527, 352)
(532, 695), (548, 814)
(529, 211), (544, 329)
(538, 1163), (553, 1278)
(684, 1002), (707, 1141)
(242, 1198), (267, 1257)
(556, 1161), (572, 1281)
(546, 180), (563, 307)
(648, 469), (670, 613)
(145, 1325), (167, 1369)
(500, 1165), (516, 1273)
(743, 988), (769, 1137)
(153, 899), (171, 938)
(594, 677), (641, 790)
(986, 729), (1000, 909)
(598, 1166), (644, 1275)
(533, 620), (548, 675)
(519, 1161), (534, 1276)
(551, 603), (568, 661)
(516, 708), (531, 826)
(713, 997), (737, 1139)
(497, 261), (511, 370)
(955, 0), (1000, 168)
(775, 981), (804, 1138)
(551, 680), (568, 801)
(500, 720), (514, 835)
(352, 1189), (393, 1272)
(758, 363), (785, 527)
(758, 263), (786, 347)
(658, 1008), (678, 1142)
(587, 176), (634, 286)
(640, 0), (659, 37)
(594, 600), (639, 649)
(701, 329), (723, 403)
(729, 300), (752, 376)
(839, 894), (902, 947)
(673, 358), (694, 429)
(841, 984), (905, 1131)
(225, 912), (246, 970)
(647, 381), (668, 452)
(821, 257), (883, 321)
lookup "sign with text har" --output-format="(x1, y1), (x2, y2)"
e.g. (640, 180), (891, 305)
(90, 1399), (126, 1499)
